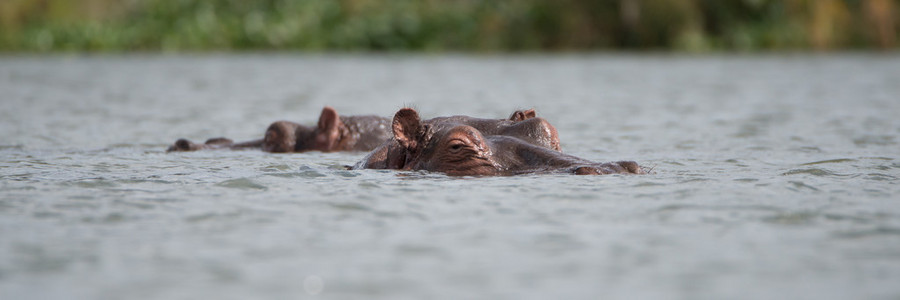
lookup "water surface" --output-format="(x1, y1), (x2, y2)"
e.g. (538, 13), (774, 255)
(1, 54), (899, 299)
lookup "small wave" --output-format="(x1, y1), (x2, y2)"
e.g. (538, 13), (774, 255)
(184, 212), (239, 223)
(81, 212), (129, 224)
(822, 213), (880, 224)
(865, 173), (898, 181)
(329, 202), (371, 212)
(782, 168), (830, 176)
(762, 211), (818, 225)
(834, 227), (900, 239)
(64, 179), (119, 188)
(791, 146), (823, 153)
(781, 168), (852, 177)
(259, 164), (293, 172)
(114, 179), (175, 184)
(678, 178), (712, 183)
(853, 135), (895, 147)
(215, 178), (267, 190)
(294, 166), (328, 178)
(787, 180), (819, 191)
(334, 170), (360, 178)
(265, 173), (303, 178)
(395, 244), (446, 257)
(298, 170), (327, 178)
(656, 204), (781, 213)
(799, 158), (855, 166)
(632, 181), (665, 187)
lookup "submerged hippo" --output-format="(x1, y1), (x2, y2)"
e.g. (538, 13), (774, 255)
(356, 108), (561, 170)
(167, 106), (392, 153)
(354, 108), (644, 176)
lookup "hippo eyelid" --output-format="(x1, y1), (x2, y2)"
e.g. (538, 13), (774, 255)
(447, 139), (468, 152)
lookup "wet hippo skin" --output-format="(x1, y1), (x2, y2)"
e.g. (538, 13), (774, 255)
(167, 106), (392, 153)
(354, 108), (643, 176)
(354, 108), (562, 170)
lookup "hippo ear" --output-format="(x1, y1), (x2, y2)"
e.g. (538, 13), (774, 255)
(315, 106), (343, 150)
(509, 108), (537, 121)
(522, 109), (537, 119)
(392, 108), (423, 150)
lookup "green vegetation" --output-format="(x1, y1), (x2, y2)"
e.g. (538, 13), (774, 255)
(1, 0), (897, 52)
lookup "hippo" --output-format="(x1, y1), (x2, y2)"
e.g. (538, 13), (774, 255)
(354, 108), (644, 176)
(355, 108), (561, 170)
(167, 106), (392, 153)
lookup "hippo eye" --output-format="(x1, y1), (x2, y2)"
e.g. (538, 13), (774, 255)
(448, 140), (467, 153)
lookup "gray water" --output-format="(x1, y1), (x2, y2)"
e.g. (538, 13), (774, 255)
(1, 54), (899, 300)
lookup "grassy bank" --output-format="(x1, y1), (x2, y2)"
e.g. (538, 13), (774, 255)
(1, 0), (897, 52)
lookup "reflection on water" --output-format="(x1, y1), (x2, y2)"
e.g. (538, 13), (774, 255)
(1, 54), (899, 300)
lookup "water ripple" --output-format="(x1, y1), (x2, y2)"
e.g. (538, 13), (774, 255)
(259, 164), (293, 172)
(65, 179), (119, 188)
(787, 181), (820, 191)
(782, 168), (853, 177)
(81, 212), (130, 224)
(298, 170), (327, 178)
(853, 135), (895, 147)
(762, 211), (818, 225)
(834, 227), (900, 239)
(215, 178), (267, 190)
(799, 158), (855, 166)
(865, 173), (897, 181)
(329, 202), (371, 212)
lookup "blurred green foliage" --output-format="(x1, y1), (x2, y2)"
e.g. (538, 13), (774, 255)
(1, 0), (897, 52)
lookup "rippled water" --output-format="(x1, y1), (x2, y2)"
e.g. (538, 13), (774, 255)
(1, 54), (899, 300)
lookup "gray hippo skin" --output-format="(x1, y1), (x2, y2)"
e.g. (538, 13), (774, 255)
(354, 108), (561, 170)
(167, 106), (392, 153)
(354, 108), (643, 176)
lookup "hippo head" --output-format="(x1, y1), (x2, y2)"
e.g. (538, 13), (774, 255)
(391, 108), (497, 175)
(423, 108), (562, 152)
(262, 106), (347, 153)
(354, 108), (562, 170)
(389, 108), (643, 176)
